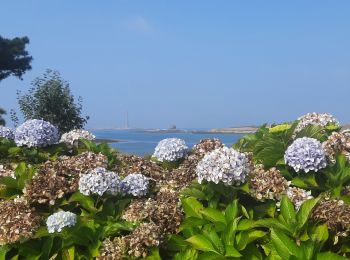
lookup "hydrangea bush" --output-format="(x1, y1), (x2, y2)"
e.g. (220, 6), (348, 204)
(1, 112), (350, 259)
(152, 138), (188, 162)
(284, 137), (327, 172)
(0, 126), (14, 140)
(14, 119), (59, 147)
(196, 146), (250, 185)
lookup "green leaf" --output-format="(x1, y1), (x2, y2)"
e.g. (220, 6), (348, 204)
(202, 227), (225, 255)
(225, 200), (239, 222)
(312, 224), (329, 243)
(296, 198), (320, 229)
(0, 245), (11, 259)
(145, 248), (162, 260)
(236, 230), (266, 251)
(174, 248), (198, 260)
(186, 234), (218, 253)
(182, 197), (204, 218)
(41, 236), (53, 259)
(237, 219), (255, 231)
(270, 229), (301, 259)
(0, 176), (18, 189)
(182, 188), (207, 200)
(201, 208), (226, 224)
(69, 192), (97, 213)
(225, 245), (242, 257)
(8, 146), (21, 155)
(180, 217), (208, 230)
(280, 196), (296, 225)
(255, 218), (293, 235)
(241, 243), (263, 260)
(222, 217), (240, 246)
(316, 252), (348, 260)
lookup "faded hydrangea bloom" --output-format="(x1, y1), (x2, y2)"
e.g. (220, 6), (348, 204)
(249, 165), (290, 201)
(196, 146), (250, 185)
(15, 119), (59, 147)
(294, 112), (340, 136)
(120, 173), (149, 197)
(153, 138), (188, 162)
(286, 187), (313, 210)
(0, 126), (14, 140)
(79, 167), (121, 196)
(124, 222), (163, 258)
(312, 198), (350, 237)
(60, 129), (95, 147)
(0, 200), (41, 245)
(284, 137), (327, 173)
(322, 131), (350, 164)
(46, 211), (77, 233)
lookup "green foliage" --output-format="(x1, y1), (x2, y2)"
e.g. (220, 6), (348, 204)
(0, 35), (32, 81)
(17, 69), (89, 133)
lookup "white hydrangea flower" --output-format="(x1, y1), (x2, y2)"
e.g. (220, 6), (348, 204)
(46, 211), (77, 233)
(153, 138), (188, 162)
(60, 129), (95, 147)
(0, 126), (15, 140)
(79, 167), (121, 196)
(294, 112), (340, 135)
(120, 173), (149, 197)
(196, 146), (250, 185)
(14, 119), (59, 147)
(284, 137), (327, 173)
(286, 187), (313, 210)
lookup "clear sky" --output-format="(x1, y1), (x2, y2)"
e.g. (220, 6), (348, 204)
(1, 1), (350, 129)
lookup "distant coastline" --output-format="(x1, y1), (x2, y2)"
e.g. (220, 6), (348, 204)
(92, 127), (258, 134)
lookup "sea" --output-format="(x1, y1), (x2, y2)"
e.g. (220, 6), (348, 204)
(92, 129), (244, 156)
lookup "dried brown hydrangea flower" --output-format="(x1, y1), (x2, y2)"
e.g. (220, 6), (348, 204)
(122, 187), (183, 234)
(249, 165), (290, 201)
(286, 187), (313, 210)
(0, 200), (41, 245)
(122, 198), (154, 222)
(312, 198), (350, 237)
(118, 154), (166, 181)
(0, 164), (16, 178)
(97, 237), (126, 260)
(322, 131), (350, 164)
(23, 152), (108, 205)
(124, 222), (163, 258)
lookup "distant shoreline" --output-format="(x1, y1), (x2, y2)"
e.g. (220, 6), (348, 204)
(95, 138), (120, 143)
(92, 127), (258, 134)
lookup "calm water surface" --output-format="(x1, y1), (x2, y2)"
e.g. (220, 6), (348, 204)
(92, 130), (244, 156)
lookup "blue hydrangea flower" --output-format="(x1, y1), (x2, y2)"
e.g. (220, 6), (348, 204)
(284, 137), (327, 173)
(46, 211), (77, 233)
(79, 167), (121, 196)
(153, 138), (188, 162)
(120, 173), (149, 197)
(196, 146), (250, 185)
(0, 126), (14, 140)
(14, 119), (59, 147)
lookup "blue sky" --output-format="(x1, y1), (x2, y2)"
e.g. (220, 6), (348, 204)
(1, 1), (350, 129)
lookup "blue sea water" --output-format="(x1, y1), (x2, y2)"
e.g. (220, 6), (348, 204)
(92, 129), (244, 156)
